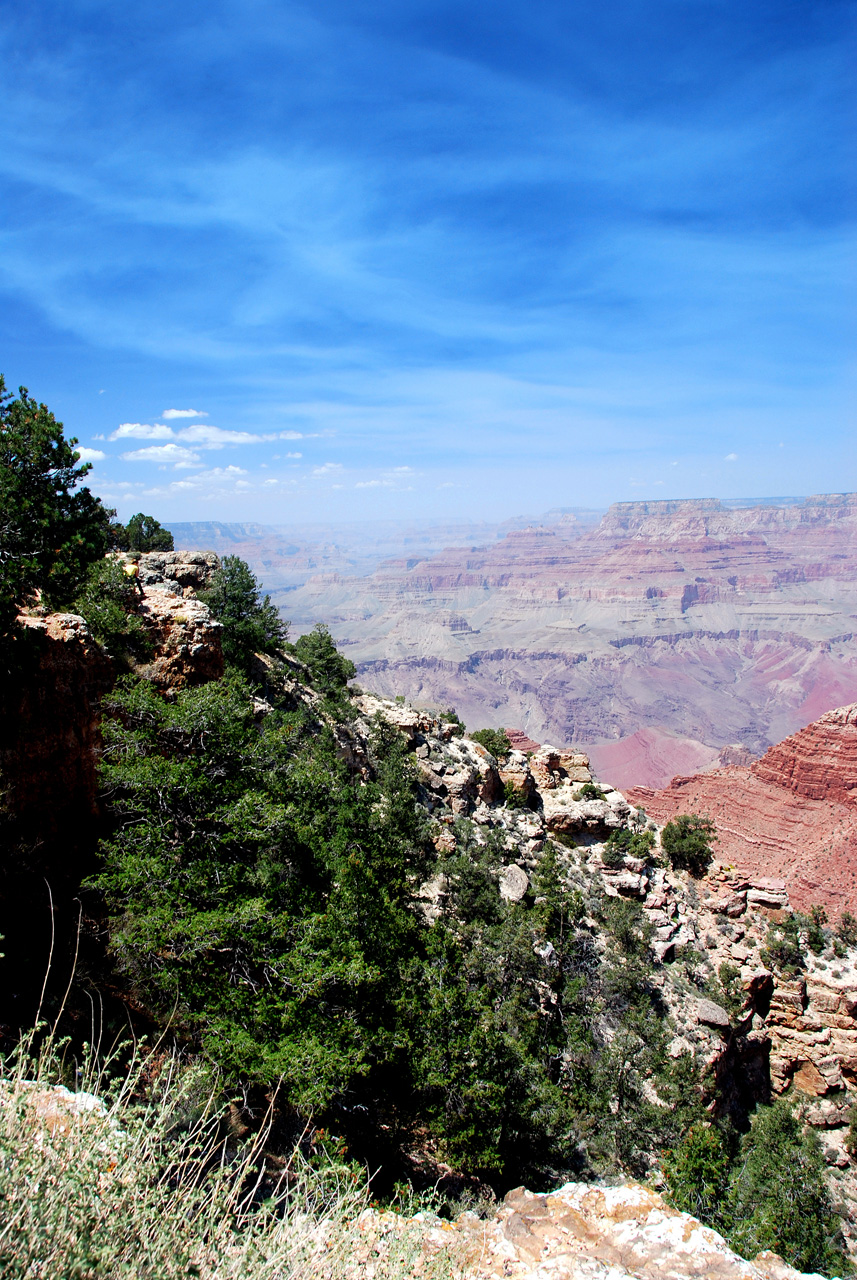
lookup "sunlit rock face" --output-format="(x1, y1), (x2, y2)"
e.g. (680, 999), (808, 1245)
(359, 1182), (829, 1278)
(626, 701), (857, 920)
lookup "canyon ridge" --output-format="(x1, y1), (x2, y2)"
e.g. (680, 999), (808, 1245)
(174, 494), (857, 789)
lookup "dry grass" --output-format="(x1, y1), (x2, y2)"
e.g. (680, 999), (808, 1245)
(0, 1028), (460, 1279)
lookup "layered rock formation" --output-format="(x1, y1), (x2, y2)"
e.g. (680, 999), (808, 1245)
(627, 703), (857, 919)
(275, 494), (857, 787)
(752, 704), (857, 806)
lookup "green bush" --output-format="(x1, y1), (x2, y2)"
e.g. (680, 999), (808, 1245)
(573, 782), (606, 801)
(726, 1099), (847, 1277)
(802, 904), (828, 955)
(71, 558), (150, 660)
(663, 1122), (731, 1225)
(0, 375), (108, 636)
(761, 915), (805, 975)
(503, 780), (531, 810)
(91, 673), (426, 1108)
(837, 910), (857, 948)
(603, 827), (656, 866)
(469, 728), (512, 760)
(293, 623), (355, 700)
(200, 555), (288, 676)
(661, 814), (716, 876)
(108, 511), (174, 552)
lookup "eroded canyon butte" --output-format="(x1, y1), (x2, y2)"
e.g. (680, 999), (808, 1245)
(202, 494), (857, 789)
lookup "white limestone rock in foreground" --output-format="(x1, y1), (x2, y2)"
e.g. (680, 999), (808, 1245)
(365, 1182), (832, 1280)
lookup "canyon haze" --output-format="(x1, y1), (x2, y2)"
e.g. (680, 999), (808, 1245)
(172, 493), (857, 789)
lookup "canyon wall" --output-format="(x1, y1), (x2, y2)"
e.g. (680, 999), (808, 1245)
(276, 494), (857, 787)
(627, 701), (857, 919)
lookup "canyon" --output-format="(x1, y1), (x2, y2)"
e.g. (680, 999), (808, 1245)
(177, 495), (857, 790)
(4, 547), (857, 1276)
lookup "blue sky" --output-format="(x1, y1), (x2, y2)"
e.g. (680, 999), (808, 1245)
(2, 0), (854, 522)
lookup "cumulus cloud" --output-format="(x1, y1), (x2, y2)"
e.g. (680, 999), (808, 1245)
(121, 443), (202, 467)
(162, 408), (208, 419)
(724, 452), (738, 461)
(312, 463), (343, 477)
(74, 447), (106, 463)
(110, 422), (175, 440)
(177, 424), (277, 447)
(285, 451), (302, 458)
(140, 465), (249, 498)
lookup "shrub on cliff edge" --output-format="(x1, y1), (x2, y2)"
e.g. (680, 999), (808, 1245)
(661, 813), (716, 877)
(0, 375), (108, 636)
(199, 555), (288, 676)
(469, 728), (512, 760)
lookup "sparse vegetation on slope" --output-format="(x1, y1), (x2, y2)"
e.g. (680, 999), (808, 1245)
(0, 1032), (456, 1280)
(2, 384), (855, 1278)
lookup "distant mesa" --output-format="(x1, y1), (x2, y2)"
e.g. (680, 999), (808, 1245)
(505, 728), (541, 753)
(171, 496), (857, 791)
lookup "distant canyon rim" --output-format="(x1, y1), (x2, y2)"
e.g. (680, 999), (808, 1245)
(171, 492), (857, 790)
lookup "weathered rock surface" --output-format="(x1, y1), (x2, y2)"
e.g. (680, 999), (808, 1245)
(1, 613), (114, 843)
(1, 554), (224, 845)
(270, 494), (857, 788)
(135, 586), (223, 690)
(626, 702), (857, 919)
(359, 1183), (828, 1279)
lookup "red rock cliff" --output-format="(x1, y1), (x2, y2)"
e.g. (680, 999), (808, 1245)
(626, 701), (857, 917)
(751, 703), (857, 805)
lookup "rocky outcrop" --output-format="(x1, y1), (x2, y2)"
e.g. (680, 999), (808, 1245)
(359, 1182), (827, 1279)
(0, 554), (224, 845)
(135, 587), (223, 690)
(134, 549), (220, 596)
(626, 702), (857, 919)
(1, 614), (114, 844)
(751, 704), (857, 805)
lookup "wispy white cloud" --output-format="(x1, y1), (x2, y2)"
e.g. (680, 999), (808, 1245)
(724, 452), (738, 461)
(312, 462), (343, 477)
(355, 465), (417, 490)
(178, 424), (276, 447)
(139, 465), (253, 499)
(110, 422), (175, 440)
(121, 443), (202, 467)
(162, 408), (208, 419)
